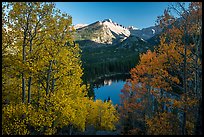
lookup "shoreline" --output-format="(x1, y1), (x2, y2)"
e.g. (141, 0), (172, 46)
(88, 72), (130, 84)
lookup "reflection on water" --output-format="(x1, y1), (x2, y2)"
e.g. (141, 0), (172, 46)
(103, 79), (112, 86)
(93, 73), (130, 105)
(93, 73), (130, 88)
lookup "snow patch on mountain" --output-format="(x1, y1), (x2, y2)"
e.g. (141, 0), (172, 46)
(141, 38), (145, 41)
(151, 29), (155, 34)
(128, 26), (140, 30)
(74, 24), (88, 30)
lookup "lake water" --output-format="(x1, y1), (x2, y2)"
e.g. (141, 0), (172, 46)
(94, 79), (126, 105)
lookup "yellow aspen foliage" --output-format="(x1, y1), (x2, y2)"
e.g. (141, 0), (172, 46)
(2, 2), (119, 135)
(2, 103), (32, 135)
(86, 100), (119, 131)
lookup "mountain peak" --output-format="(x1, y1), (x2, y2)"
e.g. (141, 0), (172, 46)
(102, 19), (126, 29)
(103, 19), (112, 23)
(101, 19), (130, 37)
(102, 19), (140, 31)
(75, 18), (131, 45)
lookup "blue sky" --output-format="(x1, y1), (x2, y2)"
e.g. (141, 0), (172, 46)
(55, 2), (188, 29)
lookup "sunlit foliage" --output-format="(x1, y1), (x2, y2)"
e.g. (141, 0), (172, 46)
(2, 2), (119, 135)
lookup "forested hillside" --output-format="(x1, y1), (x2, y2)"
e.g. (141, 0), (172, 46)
(80, 37), (154, 83)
